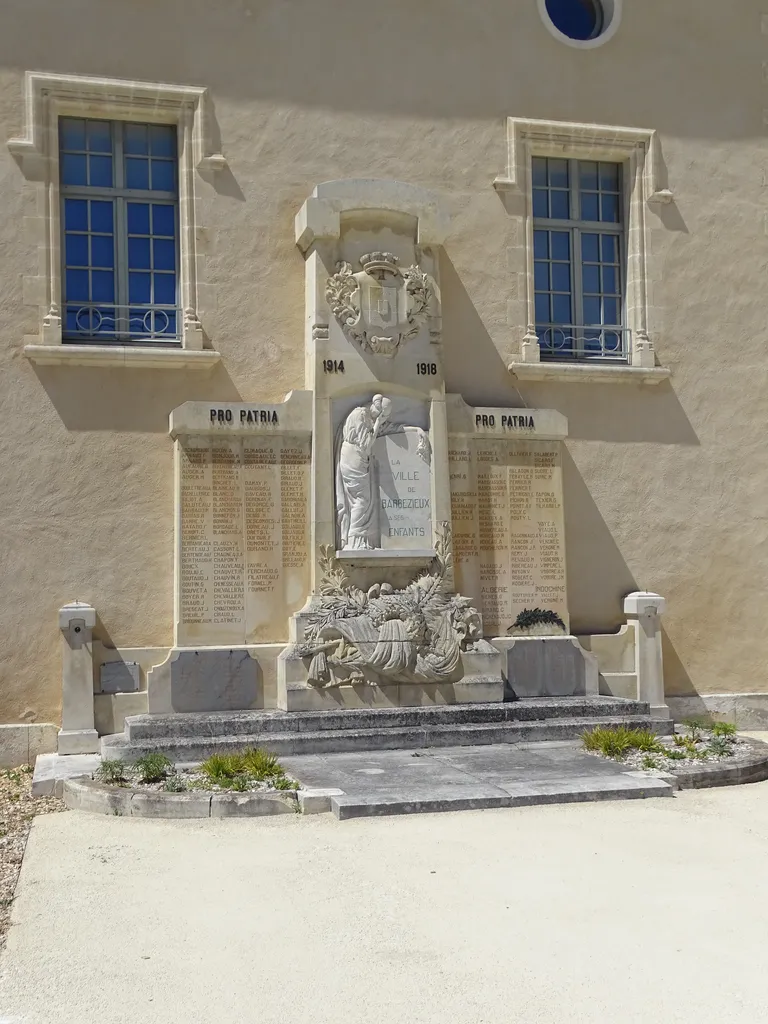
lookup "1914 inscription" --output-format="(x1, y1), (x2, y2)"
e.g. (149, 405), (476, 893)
(449, 440), (568, 636)
(177, 437), (310, 646)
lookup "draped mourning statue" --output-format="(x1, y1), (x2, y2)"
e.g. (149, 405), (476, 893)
(335, 395), (392, 550)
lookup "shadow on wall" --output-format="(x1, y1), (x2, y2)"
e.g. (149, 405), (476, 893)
(440, 253), (525, 408)
(28, 362), (243, 433)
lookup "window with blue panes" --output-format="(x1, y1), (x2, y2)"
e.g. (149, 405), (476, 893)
(532, 156), (626, 361)
(60, 117), (179, 342)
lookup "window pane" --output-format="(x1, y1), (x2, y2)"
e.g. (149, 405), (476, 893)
(602, 265), (618, 294)
(126, 158), (150, 190)
(61, 154), (87, 186)
(91, 235), (114, 269)
(149, 125), (176, 157)
(550, 190), (570, 219)
(601, 194), (619, 222)
(89, 155), (113, 188)
(548, 159), (569, 189)
(152, 204), (175, 236)
(600, 162), (620, 190)
(124, 124), (149, 155)
(150, 160), (175, 192)
(551, 262), (571, 292)
(65, 234), (88, 266)
(532, 157), (547, 187)
(153, 274), (176, 305)
(581, 233), (599, 262)
(90, 201), (113, 233)
(60, 118), (86, 151)
(128, 236), (151, 269)
(552, 294), (572, 325)
(601, 235), (617, 262)
(87, 120), (112, 153)
(66, 269), (89, 301)
(582, 264), (600, 293)
(551, 232), (570, 261)
(91, 270), (115, 303)
(533, 189), (548, 218)
(535, 293), (550, 323)
(580, 192), (599, 221)
(583, 296), (601, 324)
(64, 199), (88, 231)
(533, 230), (549, 259)
(603, 297), (619, 324)
(534, 261), (549, 291)
(127, 202), (151, 235)
(153, 238), (175, 271)
(579, 161), (598, 190)
(129, 272), (152, 303)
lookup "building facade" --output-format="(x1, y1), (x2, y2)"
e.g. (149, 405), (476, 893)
(1, 0), (766, 755)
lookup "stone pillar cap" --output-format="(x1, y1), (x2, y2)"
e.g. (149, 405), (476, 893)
(59, 602), (96, 630)
(623, 592), (666, 616)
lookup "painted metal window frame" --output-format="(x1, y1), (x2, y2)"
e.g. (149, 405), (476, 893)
(532, 156), (627, 362)
(59, 117), (181, 344)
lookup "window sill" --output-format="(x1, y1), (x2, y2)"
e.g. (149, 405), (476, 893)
(507, 361), (671, 386)
(24, 344), (221, 370)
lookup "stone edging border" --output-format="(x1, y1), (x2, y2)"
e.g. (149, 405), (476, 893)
(659, 738), (768, 791)
(62, 778), (342, 817)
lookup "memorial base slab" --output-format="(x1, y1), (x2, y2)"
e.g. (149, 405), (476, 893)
(277, 642), (504, 712)
(497, 636), (600, 699)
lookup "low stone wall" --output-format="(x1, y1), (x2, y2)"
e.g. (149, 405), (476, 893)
(62, 778), (300, 817)
(662, 737), (768, 790)
(667, 695), (768, 729)
(0, 724), (57, 768)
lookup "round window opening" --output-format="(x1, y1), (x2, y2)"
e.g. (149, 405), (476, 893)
(545, 0), (605, 41)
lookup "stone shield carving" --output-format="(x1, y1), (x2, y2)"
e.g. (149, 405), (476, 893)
(326, 252), (431, 357)
(293, 524), (484, 688)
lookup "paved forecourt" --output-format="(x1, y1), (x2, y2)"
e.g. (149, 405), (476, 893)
(4, 783), (768, 1024)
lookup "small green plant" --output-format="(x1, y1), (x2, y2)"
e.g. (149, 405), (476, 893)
(272, 777), (300, 791)
(509, 608), (566, 633)
(229, 775), (249, 792)
(708, 737), (734, 758)
(683, 719), (706, 742)
(711, 721), (737, 740)
(241, 748), (285, 781)
(198, 753), (244, 785)
(583, 726), (662, 760)
(673, 733), (686, 747)
(641, 755), (659, 770)
(633, 729), (663, 753)
(95, 759), (131, 785)
(133, 753), (173, 784)
(662, 749), (687, 761)
(162, 774), (187, 793)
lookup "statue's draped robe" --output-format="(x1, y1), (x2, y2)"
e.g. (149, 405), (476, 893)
(336, 407), (379, 549)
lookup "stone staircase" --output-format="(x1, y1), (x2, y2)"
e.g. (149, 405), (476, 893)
(101, 697), (673, 764)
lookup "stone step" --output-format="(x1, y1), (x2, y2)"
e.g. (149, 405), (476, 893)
(102, 714), (672, 763)
(121, 697), (653, 743)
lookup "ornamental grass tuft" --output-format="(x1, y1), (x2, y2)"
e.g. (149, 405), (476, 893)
(582, 725), (662, 761)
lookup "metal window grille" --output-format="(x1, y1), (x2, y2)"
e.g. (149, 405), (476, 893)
(59, 117), (180, 344)
(532, 156), (628, 362)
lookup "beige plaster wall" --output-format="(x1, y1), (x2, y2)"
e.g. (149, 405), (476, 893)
(0, 0), (766, 722)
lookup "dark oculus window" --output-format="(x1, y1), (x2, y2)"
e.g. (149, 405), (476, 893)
(59, 117), (179, 343)
(532, 156), (626, 361)
(545, 0), (604, 41)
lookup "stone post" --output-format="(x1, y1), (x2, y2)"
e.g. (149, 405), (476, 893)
(58, 602), (99, 755)
(623, 592), (669, 720)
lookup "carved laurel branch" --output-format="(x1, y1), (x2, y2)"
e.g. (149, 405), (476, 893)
(401, 265), (431, 341)
(317, 543), (350, 597)
(325, 262), (364, 345)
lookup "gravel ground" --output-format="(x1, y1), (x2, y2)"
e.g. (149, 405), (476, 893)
(0, 765), (65, 950)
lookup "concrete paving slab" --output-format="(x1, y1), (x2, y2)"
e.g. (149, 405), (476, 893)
(282, 741), (673, 818)
(5, 786), (768, 1023)
(31, 752), (101, 796)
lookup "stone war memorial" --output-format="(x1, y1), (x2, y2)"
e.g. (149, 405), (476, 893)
(159, 186), (576, 719)
(40, 177), (671, 775)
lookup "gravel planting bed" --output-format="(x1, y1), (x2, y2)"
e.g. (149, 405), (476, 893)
(0, 766), (65, 950)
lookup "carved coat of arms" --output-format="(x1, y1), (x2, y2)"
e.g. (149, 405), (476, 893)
(326, 252), (431, 358)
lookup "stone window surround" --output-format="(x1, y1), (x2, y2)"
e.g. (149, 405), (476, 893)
(8, 71), (225, 370)
(495, 116), (673, 385)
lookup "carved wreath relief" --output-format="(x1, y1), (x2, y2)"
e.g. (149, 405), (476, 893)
(326, 252), (431, 357)
(294, 524), (485, 688)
